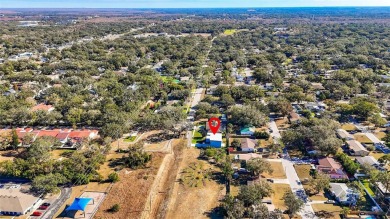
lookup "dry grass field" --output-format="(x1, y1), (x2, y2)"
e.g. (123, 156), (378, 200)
(262, 161), (287, 179)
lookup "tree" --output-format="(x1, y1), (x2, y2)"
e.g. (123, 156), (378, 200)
(237, 181), (273, 207)
(227, 105), (268, 127)
(31, 173), (68, 194)
(246, 158), (273, 178)
(268, 97), (293, 117)
(378, 154), (390, 166)
(369, 113), (386, 127)
(26, 137), (53, 162)
(11, 129), (19, 150)
(66, 108), (83, 129)
(108, 172), (119, 183)
(222, 156), (234, 194)
(181, 162), (211, 187)
(123, 143), (152, 169)
(283, 191), (304, 218)
(231, 139), (241, 149)
(221, 195), (245, 219)
(308, 172), (330, 194)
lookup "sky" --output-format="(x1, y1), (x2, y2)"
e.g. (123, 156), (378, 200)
(1, 0), (390, 8)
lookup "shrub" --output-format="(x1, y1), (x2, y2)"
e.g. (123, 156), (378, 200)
(108, 172), (119, 183)
(109, 204), (120, 213)
(254, 131), (270, 139)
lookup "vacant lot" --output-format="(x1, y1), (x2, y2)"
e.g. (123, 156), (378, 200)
(269, 183), (291, 210)
(294, 164), (312, 180)
(94, 153), (166, 219)
(312, 203), (342, 219)
(262, 161), (286, 179)
(164, 147), (224, 219)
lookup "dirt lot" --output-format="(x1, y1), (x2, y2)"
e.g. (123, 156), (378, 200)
(94, 153), (166, 219)
(262, 160), (287, 179)
(312, 203), (342, 219)
(268, 183), (291, 210)
(294, 164), (312, 180)
(164, 147), (224, 219)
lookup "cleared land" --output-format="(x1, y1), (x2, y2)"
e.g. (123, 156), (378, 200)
(223, 29), (237, 35)
(269, 183), (291, 210)
(262, 160), (287, 179)
(164, 147), (224, 219)
(341, 123), (357, 131)
(294, 164), (312, 180)
(353, 133), (373, 144)
(94, 153), (166, 219)
(311, 203), (342, 219)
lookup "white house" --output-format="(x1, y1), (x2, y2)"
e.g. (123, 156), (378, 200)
(240, 138), (257, 152)
(329, 183), (360, 206)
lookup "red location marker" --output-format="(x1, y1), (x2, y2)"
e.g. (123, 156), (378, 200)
(208, 117), (221, 135)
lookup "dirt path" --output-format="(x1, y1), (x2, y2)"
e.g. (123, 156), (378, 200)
(140, 139), (185, 219)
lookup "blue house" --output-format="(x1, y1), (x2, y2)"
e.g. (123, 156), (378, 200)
(205, 133), (222, 148)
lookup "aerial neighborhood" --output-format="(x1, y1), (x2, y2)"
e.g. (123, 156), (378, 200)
(0, 6), (389, 219)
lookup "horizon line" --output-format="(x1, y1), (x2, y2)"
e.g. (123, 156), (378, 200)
(2, 6), (390, 9)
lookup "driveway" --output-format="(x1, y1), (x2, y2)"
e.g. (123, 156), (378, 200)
(268, 121), (281, 139)
(281, 159), (318, 219)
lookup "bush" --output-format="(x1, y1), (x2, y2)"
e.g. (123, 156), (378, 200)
(366, 145), (375, 151)
(108, 172), (119, 183)
(254, 131), (270, 139)
(109, 204), (120, 213)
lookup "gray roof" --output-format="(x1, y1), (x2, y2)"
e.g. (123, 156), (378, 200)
(0, 187), (40, 213)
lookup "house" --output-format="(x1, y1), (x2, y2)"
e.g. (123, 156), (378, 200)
(55, 132), (70, 144)
(336, 129), (354, 140)
(205, 133), (222, 148)
(240, 138), (257, 152)
(180, 76), (190, 82)
(68, 130), (99, 143)
(329, 183), (360, 206)
(31, 103), (55, 112)
(240, 126), (256, 135)
(311, 82), (325, 90)
(304, 102), (326, 112)
(375, 182), (390, 204)
(346, 140), (369, 156)
(206, 122), (223, 133)
(234, 153), (262, 161)
(0, 184), (41, 216)
(288, 111), (300, 123)
(317, 157), (348, 179)
(263, 83), (274, 90)
(355, 156), (379, 166)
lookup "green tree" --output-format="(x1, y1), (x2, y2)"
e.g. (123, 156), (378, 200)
(109, 204), (120, 213)
(108, 172), (120, 183)
(237, 181), (273, 207)
(11, 129), (19, 150)
(31, 173), (68, 194)
(123, 143), (152, 169)
(308, 172), (330, 194)
(246, 158), (273, 178)
(283, 190), (304, 218)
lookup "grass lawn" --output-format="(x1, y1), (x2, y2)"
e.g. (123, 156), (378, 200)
(294, 164), (312, 180)
(192, 128), (205, 144)
(123, 136), (137, 142)
(369, 151), (385, 160)
(311, 204), (342, 219)
(354, 133), (373, 144)
(362, 180), (375, 197)
(262, 161), (286, 179)
(224, 29), (237, 35)
(269, 183), (291, 210)
(374, 131), (386, 140)
(341, 123), (357, 131)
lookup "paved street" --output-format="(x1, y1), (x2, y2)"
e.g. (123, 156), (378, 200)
(281, 159), (318, 219)
(41, 187), (71, 219)
(269, 121), (281, 139)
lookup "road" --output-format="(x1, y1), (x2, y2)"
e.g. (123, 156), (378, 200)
(186, 88), (204, 147)
(281, 159), (318, 219)
(269, 121), (281, 139)
(40, 187), (71, 219)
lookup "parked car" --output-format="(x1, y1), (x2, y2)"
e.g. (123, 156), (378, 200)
(42, 202), (51, 206)
(325, 200), (336, 204)
(31, 211), (42, 216)
(39, 205), (49, 210)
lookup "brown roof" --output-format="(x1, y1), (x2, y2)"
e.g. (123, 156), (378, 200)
(241, 138), (257, 149)
(0, 187), (40, 213)
(318, 157), (342, 170)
